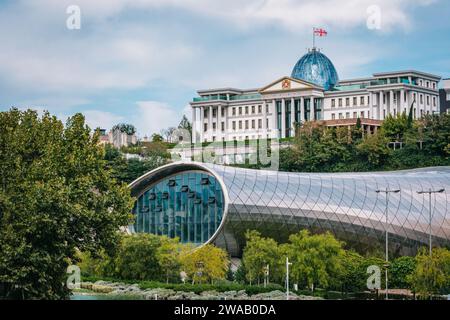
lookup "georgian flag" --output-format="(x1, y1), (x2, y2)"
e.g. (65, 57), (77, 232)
(314, 28), (328, 37)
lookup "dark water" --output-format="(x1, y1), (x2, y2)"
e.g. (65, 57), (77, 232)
(71, 293), (143, 300)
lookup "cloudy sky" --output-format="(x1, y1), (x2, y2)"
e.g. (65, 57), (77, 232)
(0, 0), (449, 137)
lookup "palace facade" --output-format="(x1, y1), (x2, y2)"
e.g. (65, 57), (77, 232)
(190, 48), (441, 143)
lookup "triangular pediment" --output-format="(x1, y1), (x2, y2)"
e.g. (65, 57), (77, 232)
(259, 76), (322, 93)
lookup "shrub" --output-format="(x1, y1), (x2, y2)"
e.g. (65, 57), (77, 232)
(115, 234), (164, 281)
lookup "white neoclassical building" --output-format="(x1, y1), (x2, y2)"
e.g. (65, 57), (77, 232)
(190, 48), (441, 143)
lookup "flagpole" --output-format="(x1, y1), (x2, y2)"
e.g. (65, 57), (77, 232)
(312, 28), (315, 49)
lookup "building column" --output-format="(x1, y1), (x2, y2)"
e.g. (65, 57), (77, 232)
(217, 105), (222, 142)
(370, 92), (374, 119)
(272, 99), (277, 139)
(310, 97), (315, 121)
(389, 90), (394, 117)
(300, 97), (304, 123)
(199, 106), (204, 142)
(399, 89), (403, 114)
(191, 106), (197, 143)
(224, 106), (228, 141)
(378, 91), (383, 120)
(281, 99), (286, 138)
(208, 105), (213, 142)
(290, 97), (295, 137)
(263, 100), (267, 132)
(415, 92), (420, 119)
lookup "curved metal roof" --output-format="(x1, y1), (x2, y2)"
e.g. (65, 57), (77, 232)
(130, 162), (450, 256)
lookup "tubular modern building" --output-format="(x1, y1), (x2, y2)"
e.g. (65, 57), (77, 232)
(129, 162), (450, 257)
(190, 48), (441, 143)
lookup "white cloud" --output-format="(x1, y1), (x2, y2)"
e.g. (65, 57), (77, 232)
(132, 101), (180, 137)
(21, 0), (436, 32)
(83, 110), (124, 130)
(0, 0), (440, 126)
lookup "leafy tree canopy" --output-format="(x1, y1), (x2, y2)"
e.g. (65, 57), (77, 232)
(0, 108), (134, 299)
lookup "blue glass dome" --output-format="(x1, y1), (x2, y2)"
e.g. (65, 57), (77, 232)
(291, 49), (339, 90)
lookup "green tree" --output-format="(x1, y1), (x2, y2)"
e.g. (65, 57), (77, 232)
(180, 244), (229, 284)
(356, 132), (391, 167)
(115, 234), (164, 281)
(336, 250), (367, 294)
(242, 230), (281, 285)
(381, 112), (409, 141)
(112, 123), (136, 135)
(286, 230), (345, 291)
(104, 143), (169, 184)
(0, 109), (133, 299)
(156, 237), (184, 283)
(390, 256), (416, 289)
(178, 115), (192, 137)
(409, 247), (450, 298)
(151, 133), (164, 143)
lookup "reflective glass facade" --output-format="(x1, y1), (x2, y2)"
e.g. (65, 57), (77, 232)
(132, 171), (225, 245)
(291, 49), (339, 90)
(130, 163), (450, 257)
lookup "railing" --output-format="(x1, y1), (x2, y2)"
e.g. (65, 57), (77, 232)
(193, 94), (228, 102)
(193, 93), (262, 102)
(229, 94), (262, 101)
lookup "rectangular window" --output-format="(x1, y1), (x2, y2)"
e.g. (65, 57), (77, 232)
(221, 108), (225, 117)
(266, 118), (269, 128)
(239, 121), (242, 129)
(252, 106), (255, 114)
(353, 97), (357, 106)
(204, 109), (208, 118)
(346, 112), (350, 119)
(258, 119), (262, 129)
(245, 106), (249, 114)
(258, 105), (262, 113)
(239, 107), (242, 115)
(331, 99), (335, 107)
(204, 123), (207, 132)
(353, 112), (357, 118)
(338, 98), (342, 107)
(331, 113), (335, 120)
(368, 111), (370, 118)
(433, 97), (436, 106)
(360, 96), (365, 105)
(232, 121), (236, 130)
(266, 104), (269, 113)
(221, 122), (224, 131)
(294, 99), (301, 123)
(252, 120), (255, 129)
(212, 122), (216, 130)
(232, 107), (236, 116)
(346, 98), (350, 107)
(360, 111), (364, 118)
(339, 113), (343, 119)
(426, 96), (430, 105)
(276, 100), (282, 134)
(245, 120), (249, 129)
(420, 94), (423, 104)
(213, 109), (217, 118)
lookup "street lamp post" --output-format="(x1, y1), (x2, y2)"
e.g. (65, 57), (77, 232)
(376, 188), (400, 300)
(263, 264), (270, 288)
(286, 257), (292, 300)
(416, 188), (445, 257)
